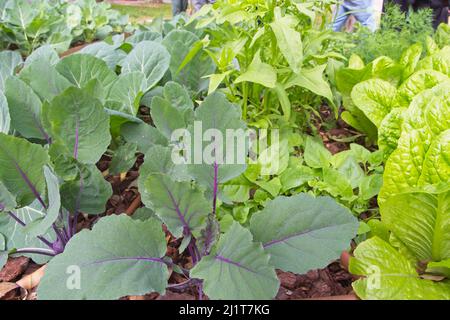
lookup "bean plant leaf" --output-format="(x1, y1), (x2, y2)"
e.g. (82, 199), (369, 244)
(270, 11), (303, 74)
(250, 194), (358, 274)
(0, 133), (48, 207)
(350, 237), (450, 300)
(43, 87), (111, 164)
(304, 136), (331, 169)
(235, 51), (277, 88)
(37, 214), (169, 300)
(5, 77), (49, 140)
(285, 64), (334, 106)
(121, 41), (170, 90)
(190, 222), (279, 300)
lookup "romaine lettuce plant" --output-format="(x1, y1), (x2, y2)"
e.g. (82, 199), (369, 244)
(349, 72), (450, 299)
(336, 42), (450, 150)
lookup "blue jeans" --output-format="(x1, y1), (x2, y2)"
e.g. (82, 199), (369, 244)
(192, 0), (216, 12)
(333, 1), (377, 32)
(172, 0), (188, 16)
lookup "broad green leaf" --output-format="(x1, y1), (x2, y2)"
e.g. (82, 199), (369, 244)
(270, 10), (302, 74)
(418, 130), (450, 186)
(191, 222), (279, 300)
(0, 201), (56, 264)
(350, 237), (450, 300)
(359, 174), (383, 201)
(273, 83), (291, 121)
(382, 190), (450, 262)
(120, 122), (168, 154)
(404, 82), (450, 138)
(0, 50), (22, 91)
(279, 166), (315, 192)
(24, 45), (59, 67)
(417, 46), (450, 76)
(25, 166), (60, 238)
(121, 41), (170, 90)
(258, 138), (289, 176)
(19, 59), (72, 102)
(0, 133), (48, 207)
(0, 92), (10, 134)
(43, 87), (111, 164)
(143, 173), (209, 238)
(107, 72), (147, 116)
(399, 43), (422, 80)
(150, 96), (186, 139)
(397, 70), (448, 107)
(235, 51), (277, 88)
(187, 92), (248, 189)
(126, 31), (162, 44)
(57, 159), (112, 215)
(163, 81), (194, 111)
(109, 143), (137, 176)
(321, 167), (354, 199)
(335, 155), (365, 189)
(351, 79), (398, 128)
(378, 108), (406, 159)
(78, 42), (127, 71)
(285, 64), (334, 106)
(380, 130), (450, 202)
(162, 30), (215, 92)
(303, 135), (331, 169)
(56, 54), (117, 90)
(250, 194), (358, 274)
(138, 145), (189, 209)
(38, 215), (168, 300)
(5, 77), (48, 140)
(0, 181), (16, 212)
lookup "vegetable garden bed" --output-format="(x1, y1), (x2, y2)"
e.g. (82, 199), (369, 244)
(0, 0), (450, 301)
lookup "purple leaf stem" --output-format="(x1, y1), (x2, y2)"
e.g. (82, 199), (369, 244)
(7, 211), (54, 249)
(12, 248), (56, 257)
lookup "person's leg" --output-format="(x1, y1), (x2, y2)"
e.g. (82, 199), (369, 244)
(353, 8), (377, 31)
(192, 0), (207, 11)
(181, 0), (189, 12)
(333, 4), (349, 31)
(172, 0), (182, 16)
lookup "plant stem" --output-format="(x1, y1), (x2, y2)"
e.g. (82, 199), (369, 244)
(242, 82), (248, 120)
(12, 248), (56, 257)
(7, 211), (54, 249)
